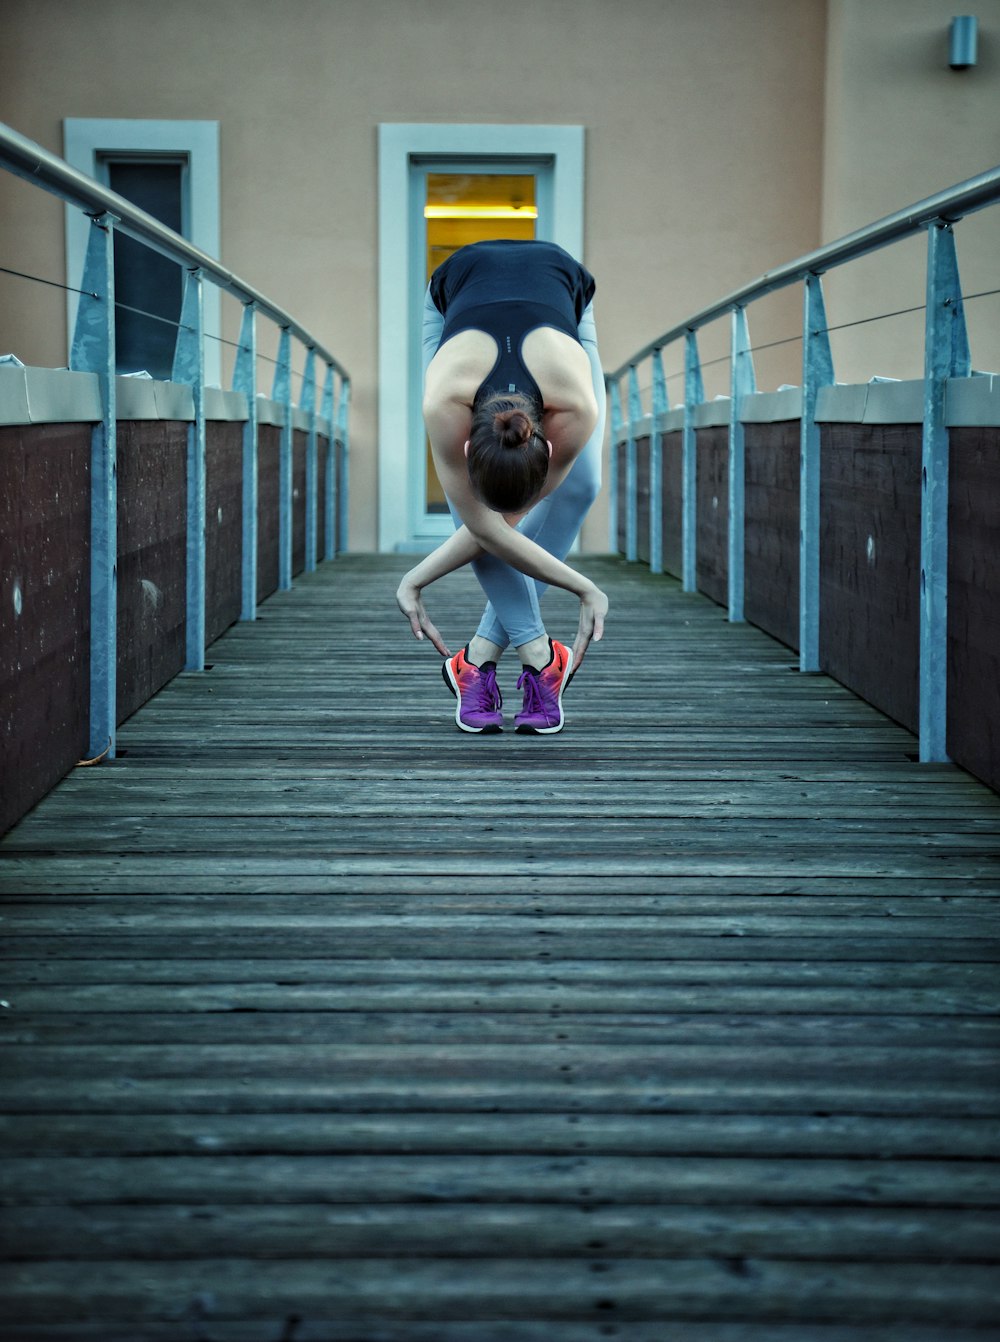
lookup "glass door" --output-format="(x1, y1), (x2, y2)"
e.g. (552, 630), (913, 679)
(413, 162), (551, 534)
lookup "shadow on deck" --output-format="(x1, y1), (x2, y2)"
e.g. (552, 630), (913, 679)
(1, 554), (999, 1338)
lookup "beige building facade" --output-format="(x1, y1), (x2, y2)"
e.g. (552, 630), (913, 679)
(1, 0), (998, 551)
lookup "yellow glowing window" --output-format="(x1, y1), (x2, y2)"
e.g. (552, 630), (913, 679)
(424, 173), (537, 513)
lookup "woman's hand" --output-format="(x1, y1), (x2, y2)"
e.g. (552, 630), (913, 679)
(572, 582), (609, 673)
(396, 572), (451, 657)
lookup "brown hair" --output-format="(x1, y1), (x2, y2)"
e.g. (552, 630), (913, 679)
(466, 392), (548, 513)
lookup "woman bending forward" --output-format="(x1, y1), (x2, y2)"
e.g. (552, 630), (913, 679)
(396, 238), (608, 734)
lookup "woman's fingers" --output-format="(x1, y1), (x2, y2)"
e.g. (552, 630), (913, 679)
(398, 583), (451, 657)
(571, 587), (608, 675)
(420, 613), (451, 658)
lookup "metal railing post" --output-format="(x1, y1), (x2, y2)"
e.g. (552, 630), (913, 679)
(728, 305), (756, 622)
(233, 302), (259, 620)
(301, 348), (318, 573)
(608, 380), (622, 553)
(70, 212), (118, 759)
(650, 349), (667, 574)
(920, 221), (971, 762)
(625, 365), (641, 562)
(682, 330), (703, 592)
(800, 273), (834, 671)
(273, 328), (294, 589)
(321, 363), (336, 561)
(336, 376), (351, 554)
(172, 268), (206, 670)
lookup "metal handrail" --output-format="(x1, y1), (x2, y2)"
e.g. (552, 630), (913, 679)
(605, 165), (1000, 771)
(0, 120), (348, 379)
(1, 119), (351, 767)
(607, 164), (1000, 381)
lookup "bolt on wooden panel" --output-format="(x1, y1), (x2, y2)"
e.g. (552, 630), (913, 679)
(0, 423), (91, 835)
(205, 422), (243, 650)
(292, 429), (307, 579)
(819, 423), (921, 734)
(947, 426), (1000, 791)
(745, 421), (800, 653)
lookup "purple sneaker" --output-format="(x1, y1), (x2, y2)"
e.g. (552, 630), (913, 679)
(442, 647), (503, 733)
(514, 639), (574, 734)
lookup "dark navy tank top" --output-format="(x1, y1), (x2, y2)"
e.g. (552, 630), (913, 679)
(429, 240), (596, 412)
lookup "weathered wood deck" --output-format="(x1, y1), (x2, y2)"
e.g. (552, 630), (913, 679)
(1, 553), (999, 1340)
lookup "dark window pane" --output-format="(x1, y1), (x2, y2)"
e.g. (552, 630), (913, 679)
(106, 160), (184, 379)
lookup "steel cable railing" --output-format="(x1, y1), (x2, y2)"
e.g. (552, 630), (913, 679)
(605, 165), (1000, 765)
(0, 120), (352, 760)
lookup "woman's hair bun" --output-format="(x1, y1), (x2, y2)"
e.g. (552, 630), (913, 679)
(494, 408), (533, 450)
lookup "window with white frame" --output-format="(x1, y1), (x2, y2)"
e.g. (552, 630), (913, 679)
(63, 119), (221, 386)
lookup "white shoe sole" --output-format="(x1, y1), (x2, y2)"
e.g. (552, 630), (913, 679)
(443, 659), (502, 734)
(514, 645), (574, 734)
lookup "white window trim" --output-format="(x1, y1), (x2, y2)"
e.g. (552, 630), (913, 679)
(63, 118), (221, 388)
(377, 123), (585, 552)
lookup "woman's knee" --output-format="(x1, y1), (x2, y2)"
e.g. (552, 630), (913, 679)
(558, 452), (602, 515)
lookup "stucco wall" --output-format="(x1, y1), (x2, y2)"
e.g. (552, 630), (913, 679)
(821, 0), (1000, 383)
(1, 0), (996, 554)
(0, 0), (827, 552)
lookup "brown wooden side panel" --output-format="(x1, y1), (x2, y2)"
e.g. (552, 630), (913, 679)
(615, 444), (627, 555)
(948, 426), (1000, 792)
(292, 429), (307, 578)
(333, 440), (344, 555)
(635, 436), (650, 565)
(256, 426), (280, 603)
(661, 430), (683, 580)
(205, 422), (243, 650)
(745, 421), (800, 652)
(696, 427), (728, 608)
(316, 437), (328, 561)
(0, 424), (91, 835)
(819, 423), (921, 733)
(116, 421), (187, 727)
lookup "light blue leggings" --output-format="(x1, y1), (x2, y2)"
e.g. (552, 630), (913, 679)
(422, 285), (606, 650)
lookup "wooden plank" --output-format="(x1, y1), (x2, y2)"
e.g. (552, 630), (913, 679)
(5, 1202), (1000, 1263)
(204, 420), (243, 648)
(948, 425), (1000, 791)
(1, 1324), (994, 1342)
(1, 1322), (994, 1342)
(2, 979), (996, 1016)
(696, 427), (728, 607)
(820, 423), (922, 733)
(3, 908), (998, 937)
(1, 1258), (998, 1326)
(254, 425), (279, 603)
(4, 1011), (998, 1049)
(2, 932), (997, 960)
(6, 954), (996, 987)
(744, 420), (799, 652)
(2, 1059), (996, 1117)
(115, 419), (187, 727)
(1, 1111), (994, 1158)
(4, 1153), (998, 1206)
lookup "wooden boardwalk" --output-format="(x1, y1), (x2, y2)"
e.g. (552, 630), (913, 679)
(1, 553), (999, 1340)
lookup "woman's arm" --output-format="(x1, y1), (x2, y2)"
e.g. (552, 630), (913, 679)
(423, 398), (608, 667)
(395, 525), (484, 656)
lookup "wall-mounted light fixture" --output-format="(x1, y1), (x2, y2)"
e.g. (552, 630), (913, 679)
(949, 15), (978, 69)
